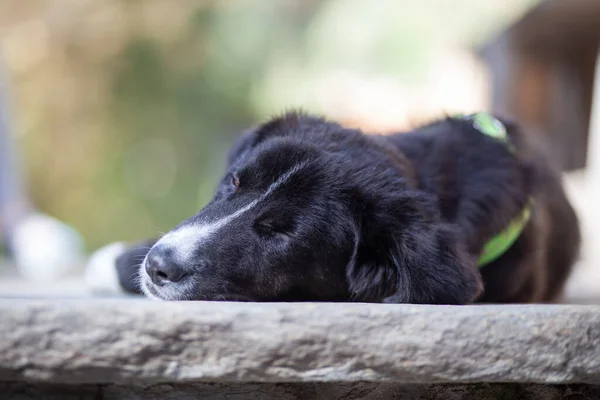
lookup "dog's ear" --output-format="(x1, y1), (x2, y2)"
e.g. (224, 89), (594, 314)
(347, 190), (483, 304)
(227, 111), (308, 166)
(227, 128), (259, 166)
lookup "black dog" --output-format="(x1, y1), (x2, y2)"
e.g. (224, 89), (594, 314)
(85, 111), (580, 304)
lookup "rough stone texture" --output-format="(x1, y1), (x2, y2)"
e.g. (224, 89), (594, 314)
(2, 382), (600, 400)
(1, 300), (600, 387)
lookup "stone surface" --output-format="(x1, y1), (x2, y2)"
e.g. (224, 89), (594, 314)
(1, 300), (600, 386)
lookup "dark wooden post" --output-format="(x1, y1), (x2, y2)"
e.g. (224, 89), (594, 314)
(477, 0), (600, 172)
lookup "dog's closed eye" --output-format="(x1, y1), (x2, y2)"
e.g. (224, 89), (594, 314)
(254, 219), (289, 237)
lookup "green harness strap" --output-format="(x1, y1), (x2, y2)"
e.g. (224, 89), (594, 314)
(457, 113), (533, 267)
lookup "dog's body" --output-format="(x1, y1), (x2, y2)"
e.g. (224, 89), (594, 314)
(86, 111), (580, 304)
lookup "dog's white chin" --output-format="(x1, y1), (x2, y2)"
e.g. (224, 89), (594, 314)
(143, 288), (164, 301)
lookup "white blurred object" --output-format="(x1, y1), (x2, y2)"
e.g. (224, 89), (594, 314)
(10, 212), (85, 281)
(84, 241), (127, 294)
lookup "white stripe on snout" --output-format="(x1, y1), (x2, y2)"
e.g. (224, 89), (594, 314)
(158, 198), (261, 260)
(153, 161), (308, 262)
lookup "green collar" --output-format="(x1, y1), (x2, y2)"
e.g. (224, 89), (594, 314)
(457, 113), (532, 267)
(477, 203), (532, 266)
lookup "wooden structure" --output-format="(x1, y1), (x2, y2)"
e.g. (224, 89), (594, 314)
(478, 0), (600, 171)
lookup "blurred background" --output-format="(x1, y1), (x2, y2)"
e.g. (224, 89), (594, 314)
(1, 0), (599, 300)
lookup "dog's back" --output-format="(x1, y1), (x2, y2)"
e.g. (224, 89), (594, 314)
(387, 116), (580, 303)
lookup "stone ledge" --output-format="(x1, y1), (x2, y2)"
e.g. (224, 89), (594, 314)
(0, 300), (599, 385)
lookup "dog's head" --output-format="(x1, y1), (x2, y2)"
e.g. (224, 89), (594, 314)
(140, 112), (482, 304)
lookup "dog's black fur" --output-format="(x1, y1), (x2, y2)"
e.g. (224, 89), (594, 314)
(113, 111), (580, 304)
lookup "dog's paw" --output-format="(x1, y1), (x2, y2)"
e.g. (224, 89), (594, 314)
(84, 242), (127, 295)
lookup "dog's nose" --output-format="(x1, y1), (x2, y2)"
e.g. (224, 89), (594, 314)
(145, 246), (186, 286)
